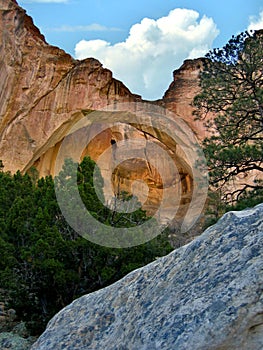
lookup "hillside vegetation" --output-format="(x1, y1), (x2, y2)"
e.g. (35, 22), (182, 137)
(0, 157), (172, 334)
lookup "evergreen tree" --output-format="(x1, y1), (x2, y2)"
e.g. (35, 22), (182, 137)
(0, 157), (172, 334)
(194, 30), (263, 204)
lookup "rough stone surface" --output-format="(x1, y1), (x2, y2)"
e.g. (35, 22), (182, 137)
(32, 204), (263, 350)
(0, 0), (204, 177)
(0, 0), (207, 222)
(161, 58), (211, 140)
(0, 0), (141, 174)
(0, 332), (32, 350)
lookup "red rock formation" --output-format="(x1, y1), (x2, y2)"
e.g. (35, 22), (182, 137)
(0, 0), (141, 173)
(0, 0), (207, 225)
(161, 58), (209, 139)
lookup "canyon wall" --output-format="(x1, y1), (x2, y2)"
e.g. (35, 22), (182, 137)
(0, 0), (142, 174)
(161, 58), (208, 139)
(0, 0), (207, 224)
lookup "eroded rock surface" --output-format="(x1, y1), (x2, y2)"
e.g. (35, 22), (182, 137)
(0, 0), (208, 222)
(0, 0), (141, 174)
(0, 332), (32, 350)
(32, 204), (263, 350)
(161, 58), (209, 139)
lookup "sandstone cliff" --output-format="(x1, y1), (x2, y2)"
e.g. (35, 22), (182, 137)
(161, 58), (209, 139)
(0, 0), (208, 225)
(0, 0), (142, 174)
(31, 204), (263, 350)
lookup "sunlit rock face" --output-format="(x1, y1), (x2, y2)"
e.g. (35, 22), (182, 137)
(0, 0), (207, 223)
(0, 0), (141, 174)
(36, 108), (197, 224)
(161, 58), (209, 140)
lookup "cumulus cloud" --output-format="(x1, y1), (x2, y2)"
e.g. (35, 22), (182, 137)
(75, 8), (219, 100)
(248, 11), (263, 31)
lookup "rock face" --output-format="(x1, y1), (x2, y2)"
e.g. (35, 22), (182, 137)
(32, 204), (263, 350)
(161, 58), (209, 139)
(0, 0), (208, 223)
(0, 0), (141, 174)
(0, 332), (32, 350)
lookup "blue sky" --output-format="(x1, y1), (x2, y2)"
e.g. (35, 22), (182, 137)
(17, 0), (263, 100)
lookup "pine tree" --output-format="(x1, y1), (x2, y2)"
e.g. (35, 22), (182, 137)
(194, 30), (263, 204)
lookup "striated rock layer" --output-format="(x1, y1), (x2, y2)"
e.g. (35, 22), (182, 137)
(0, 0), (204, 167)
(0, 0), (142, 173)
(32, 204), (263, 350)
(0, 0), (207, 223)
(161, 58), (209, 139)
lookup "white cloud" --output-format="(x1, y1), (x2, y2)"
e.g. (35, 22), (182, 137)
(47, 24), (121, 32)
(75, 8), (219, 100)
(248, 11), (263, 31)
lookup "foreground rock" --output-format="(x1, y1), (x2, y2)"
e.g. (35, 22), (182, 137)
(32, 204), (263, 350)
(0, 332), (32, 350)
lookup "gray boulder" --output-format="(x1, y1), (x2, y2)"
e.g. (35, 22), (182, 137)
(32, 204), (263, 350)
(0, 332), (31, 350)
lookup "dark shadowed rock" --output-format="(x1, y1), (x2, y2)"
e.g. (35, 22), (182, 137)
(32, 204), (263, 350)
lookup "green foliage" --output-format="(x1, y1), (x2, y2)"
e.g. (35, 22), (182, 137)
(204, 186), (263, 230)
(202, 189), (228, 229)
(0, 157), (172, 335)
(226, 187), (263, 211)
(194, 30), (263, 204)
